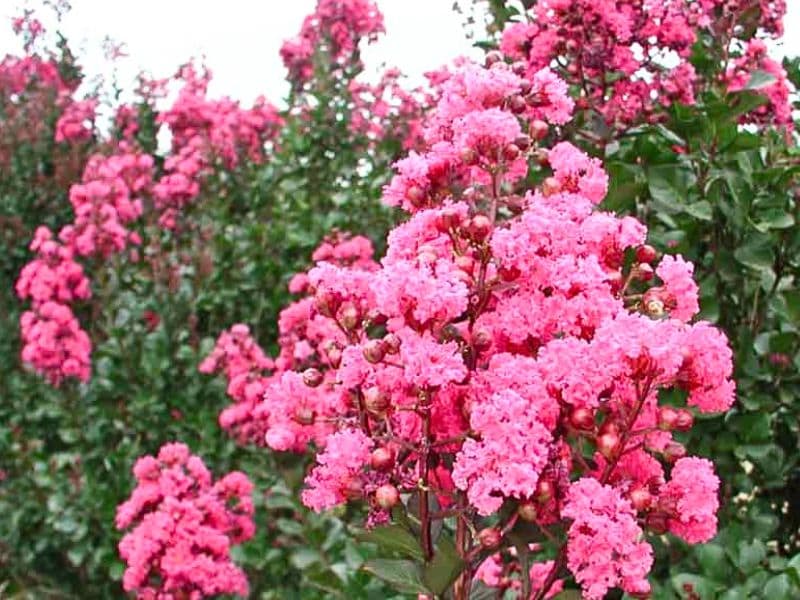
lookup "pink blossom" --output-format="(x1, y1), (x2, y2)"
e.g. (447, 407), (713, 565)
(660, 457), (720, 543)
(302, 428), (373, 511)
(563, 478), (653, 599)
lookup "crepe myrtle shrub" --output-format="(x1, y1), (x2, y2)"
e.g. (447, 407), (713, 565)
(193, 57), (737, 599)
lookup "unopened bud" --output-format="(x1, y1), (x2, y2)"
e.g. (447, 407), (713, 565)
(675, 409), (693, 432)
(485, 51), (503, 67)
(477, 527), (502, 549)
(375, 484), (400, 509)
(541, 176), (560, 196)
(634, 263), (654, 282)
(343, 478), (364, 501)
(636, 244), (657, 264)
(629, 486), (652, 512)
(535, 479), (553, 503)
(664, 441), (686, 463)
(339, 303), (360, 330)
(370, 447), (395, 472)
(570, 407), (595, 431)
(657, 406), (679, 431)
(472, 328), (492, 351)
(518, 501), (538, 522)
(597, 432), (620, 458)
(302, 368), (324, 388)
(646, 511), (669, 535)
(383, 333), (401, 355)
(530, 119), (549, 141)
(363, 387), (389, 415)
(503, 143), (521, 161)
(460, 147), (479, 166)
(294, 407), (315, 425)
(468, 214), (492, 243)
(515, 134), (531, 151)
(509, 95), (527, 115)
(405, 185), (425, 206)
(363, 339), (386, 364)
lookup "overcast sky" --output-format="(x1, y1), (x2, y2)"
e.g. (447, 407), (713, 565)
(1, 1), (798, 107)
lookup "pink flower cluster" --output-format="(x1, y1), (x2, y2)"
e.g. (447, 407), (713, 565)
(499, 0), (788, 127)
(116, 443), (254, 599)
(55, 97), (97, 143)
(280, 0), (384, 86)
(202, 56), (734, 598)
(154, 64), (283, 229)
(726, 39), (794, 131)
(17, 146), (154, 385)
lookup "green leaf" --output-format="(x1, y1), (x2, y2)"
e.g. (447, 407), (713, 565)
(734, 237), (774, 273)
(685, 200), (713, 220)
(355, 523), (425, 560)
(763, 574), (793, 599)
(646, 164), (696, 212)
(737, 539), (767, 573)
(744, 69), (778, 90)
(362, 559), (430, 594)
(672, 573), (717, 599)
(423, 534), (465, 595)
(553, 591), (583, 599)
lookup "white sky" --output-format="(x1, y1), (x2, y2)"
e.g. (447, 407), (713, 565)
(0, 1), (799, 107)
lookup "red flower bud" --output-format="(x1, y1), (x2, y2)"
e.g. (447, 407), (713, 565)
(342, 478), (364, 501)
(635, 263), (654, 282)
(675, 409), (693, 432)
(646, 511), (669, 534)
(468, 214), (492, 243)
(370, 447), (395, 472)
(570, 407), (595, 431)
(363, 339), (386, 364)
(339, 302), (360, 330)
(472, 328), (492, 351)
(597, 432), (620, 458)
(405, 185), (425, 206)
(315, 289), (339, 317)
(636, 244), (657, 264)
(503, 143), (521, 161)
(383, 333), (401, 355)
(518, 501), (538, 522)
(530, 119), (549, 141)
(460, 147), (479, 166)
(485, 51), (503, 67)
(455, 255), (476, 274)
(477, 527), (502, 549)
(363, 387), (389, 415)
(664, 441), (686, 463)
(302, 368), (324, 388)
(375, 484), (400, 509)
(509, 95), (527, 115)
(515, 134), (531, 151)
(629, 486), (652, 512)
(294, 407), (315, 425)
(541, 176), (560, 196)
(657, 406), (679, 431)
(535, 479), (553, 502)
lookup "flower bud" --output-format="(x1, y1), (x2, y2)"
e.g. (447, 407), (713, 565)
(383, 333), (401, 355)
(460, 147), (479, 166)
(511, 61), (527, 76)
(518, 501), (538, 522)
(636, 244), (657, 264)
(477, 527), (502, 549)
(363, 339), (386, 364)
(503, 143), (521, 161)
(363, 387), (389, 415)
(472, 328), (492, 352)
(405, 185), (425, 206)
(375, 484), (400, 509)
(315, 289), (339, 317)
(455, 255), (476, 274)
(570, 407), (595, 431)
(597, 432), (620, 458)
(499, 264), (521, 281)
(657, 406), (679, 431)
(634, 263), (654, 282)
(302, 368), (324, 388)
(468, 214), (492, 243)
(327, 346), (342, 369)
(370, 447), (395, 472)
(646, 511), (669, 535)
(664, 442), (686, 463)
(541, 176), (560, 196)
(342, 477), (364, 501)
(339, 302), (360, 330)
(509, 95), (527, 115)
(629, 486), (652, 512)
(675, 409), (693, 432)
(518, 78), (532, 95)
(294, 407), (315, 425)
(485, 51), (503, 67)
(535, 479), (553, 503)
(530, 119), (549, 141)
(515, 134), (531, 151)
